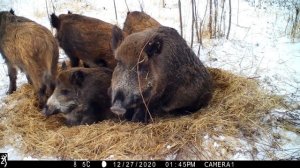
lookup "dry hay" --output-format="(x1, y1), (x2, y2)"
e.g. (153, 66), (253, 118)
(0, 68), (283, 160)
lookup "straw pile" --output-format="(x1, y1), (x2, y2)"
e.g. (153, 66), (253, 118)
(0, 68), (283, 159)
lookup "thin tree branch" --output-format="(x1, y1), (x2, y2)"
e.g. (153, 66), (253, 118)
(226, 0), (232, 39)
(113, 0), (118, 24)
(178, 0), (183, 36)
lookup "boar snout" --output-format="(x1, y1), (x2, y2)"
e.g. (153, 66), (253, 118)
(42, 104), (59, 116)
(110, 100), (126, 116)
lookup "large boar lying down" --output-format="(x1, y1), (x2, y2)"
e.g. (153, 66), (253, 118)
(43, 67), (113, 126)
(50, 12), (116, 69)
(0, 10), (58, 108)
(110, 26), (213, 123)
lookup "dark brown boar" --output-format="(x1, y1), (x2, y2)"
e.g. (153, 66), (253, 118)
(123, 11), (160, 35)
(110, 26), (213, 123)
(50, 12), (117, 69)
(0, 10), (59, 108)
(43, 67), (114, 126)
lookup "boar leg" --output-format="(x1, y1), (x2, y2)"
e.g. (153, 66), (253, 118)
(132, 107), (148, 123)
(124, 108), (134, 121)
(69, 55), (80, 67)
(26, 74), (32, 85)
(64, 105), (87, 126)
(37, 84), (47, 108)
(83, 62), (90, 68)
(81, 114), (97, 125)
(7, 63), (17, 94)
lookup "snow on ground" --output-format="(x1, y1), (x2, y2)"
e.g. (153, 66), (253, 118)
(197, 0), (300, 159)
(0, 0), (299, 160)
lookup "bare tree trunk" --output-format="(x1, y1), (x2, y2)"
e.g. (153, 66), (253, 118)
(226, 0), (232, 39)
(113, 0), (118, 24)
(285, 13), (291, 34)
(219, 0), (225, 36)
(193, 0), (200, 43)
(125, 0), (130, 12)
(237, 0), (240, 25)
(223, 3), (226, 35)
(45, 0), (50, 20)
(50, 0), (56, 13)
(199, 0), (209, 45)
(198, 0), (209, 56)
(162, 0), (166, 8)
(139, 0), (144, 12)
(191, 0), (195, 47)
(208, 0), (212, 39)
(178, 0), (183, 37)
(214, 0), (218, 38)
(45, 0), (53, 33)
(291, 6), (299, 40)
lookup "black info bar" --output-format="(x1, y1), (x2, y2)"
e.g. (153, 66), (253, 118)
(1, 160), (299, 168)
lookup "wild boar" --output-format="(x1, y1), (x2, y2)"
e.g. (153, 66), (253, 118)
(43, 67), (113, 126)
(50, 12), (117, 69)
(0, 10), (59, 107)
(123, 11), (160, 35)
(110, 26), (213, 123)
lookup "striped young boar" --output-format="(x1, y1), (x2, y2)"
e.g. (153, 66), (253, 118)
(0, 10), (59, 108)
(123, 11), (160, 35)
(43, 67), (113, 126)
(50, 12), (117, 69)
(110, 26), (213, 123)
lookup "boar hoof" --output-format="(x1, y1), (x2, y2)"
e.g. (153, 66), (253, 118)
(7, 86), (16, 95)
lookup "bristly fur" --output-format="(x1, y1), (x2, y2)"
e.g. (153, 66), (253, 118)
(44, 67), (114, 126)
(110, 26), (213, 122)
(0, 11), (59, 108)
(123, 11), (160, 35)
(50, 12), (118, 69)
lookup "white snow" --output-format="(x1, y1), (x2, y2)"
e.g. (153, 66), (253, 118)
(0, 0), (299, 160)
(273, 127), (300, 159)
(165, 153), (177, 160)
(0, 146), (57, 160)
(105, 155), (115, 160)
(0, 146), (25, 160)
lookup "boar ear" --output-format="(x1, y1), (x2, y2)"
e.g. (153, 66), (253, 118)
(10, 9), (15, 15)
(111, 25), (124, 50)
(144, 36), (163, 57)
(70, 70), (85, 87)
(68, 10), (72, 14)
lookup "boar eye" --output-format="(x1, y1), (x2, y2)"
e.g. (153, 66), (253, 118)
(61, 89), (70, 95)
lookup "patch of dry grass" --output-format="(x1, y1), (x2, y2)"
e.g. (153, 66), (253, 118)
(0, 68), (283, 159)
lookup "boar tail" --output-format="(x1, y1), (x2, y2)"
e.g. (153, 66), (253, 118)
(50, 13), (60, 29)
(10, 9), (15, 15)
